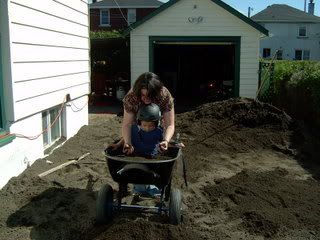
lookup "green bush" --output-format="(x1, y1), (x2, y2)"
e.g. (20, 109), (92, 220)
(277, 61), (320, 109)
(90, 30), (123, 40)
(269, 60), (320, 126)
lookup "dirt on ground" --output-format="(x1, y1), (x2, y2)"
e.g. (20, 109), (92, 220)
(1, 98), (320, 240)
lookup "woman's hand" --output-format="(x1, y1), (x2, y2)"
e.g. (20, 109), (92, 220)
(159, 140), (169, 152)
(108, 138), (124, 150)
(123, 143), (134, 155)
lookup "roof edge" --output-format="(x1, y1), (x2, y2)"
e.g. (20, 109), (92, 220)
(212, 0), (268, 36)
(123, 0), (268, 36)
(123, 0), (180, 36)
(253, 19), (320, 23)
(90, 6), (161, 9)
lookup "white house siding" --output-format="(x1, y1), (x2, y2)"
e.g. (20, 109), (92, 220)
(130, 0), (262, 98)
(260, 22), (320, 60)
(0, 0), (90, 188)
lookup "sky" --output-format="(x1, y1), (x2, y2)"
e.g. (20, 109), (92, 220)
(159, 0), (320, 17)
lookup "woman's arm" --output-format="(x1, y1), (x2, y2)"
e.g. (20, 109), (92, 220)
(122, 109), (135, 154)
(159, 107), (175, 151)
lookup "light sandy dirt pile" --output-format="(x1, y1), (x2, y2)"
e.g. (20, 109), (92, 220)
(1, 98), (320, 240)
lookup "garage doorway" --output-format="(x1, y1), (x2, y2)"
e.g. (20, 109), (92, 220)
(150, 37), (240, 104)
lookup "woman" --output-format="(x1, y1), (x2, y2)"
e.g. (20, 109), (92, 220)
(114, 72), (175, 155)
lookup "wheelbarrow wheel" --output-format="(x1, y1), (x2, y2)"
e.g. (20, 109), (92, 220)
(169, 188), (182, 225)
(96, 184), (114, 224)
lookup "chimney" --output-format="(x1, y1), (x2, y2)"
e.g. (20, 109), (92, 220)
(304, 0), (307, 12)
(308, 0), (315, 15)
(248, 7), (253, 18)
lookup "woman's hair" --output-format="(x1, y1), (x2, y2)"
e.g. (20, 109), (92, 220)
(132, 72), (163, 100)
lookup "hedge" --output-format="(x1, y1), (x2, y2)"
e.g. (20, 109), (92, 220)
(269, 60), (320, 127)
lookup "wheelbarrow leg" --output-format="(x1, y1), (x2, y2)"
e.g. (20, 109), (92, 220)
(117, 183), (127, 209)
(164, 180), (171, 202)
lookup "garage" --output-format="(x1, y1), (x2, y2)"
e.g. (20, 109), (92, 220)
(125, 0), (268, 100)
(151, 37), (239, 103)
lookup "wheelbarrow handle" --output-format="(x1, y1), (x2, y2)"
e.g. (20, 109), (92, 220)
(116, 163), (160, 179)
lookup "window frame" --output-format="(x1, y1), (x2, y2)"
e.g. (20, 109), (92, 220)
(100, 9), (110, 26)
(276, 50), (283, 60)
(295, 50), (302, 60)
(303, 50), (310, 60)
(127, 8), (137, 25)
(0, 35), (15, 146)
(298, 26), (307, 37)
(262, 48), (271, 58)
(0, 35), (4, 130)
(295, 49), (310, 60)
(42, 106), (62, 149)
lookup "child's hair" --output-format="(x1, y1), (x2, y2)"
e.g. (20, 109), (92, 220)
(137, 103), (161, 126)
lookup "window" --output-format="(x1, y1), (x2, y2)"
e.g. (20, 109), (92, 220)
(295, 50), (310, 60)
(295, 50), (302, 60)
(100, 9), (110, 26)
(127, 9), (136, 25)
(42, 106), (62, 148)
(263, 48), (271, 58)
(298, 26), (307, 37)
(303, 50), (310, 60)
(276, 50), (283, 60)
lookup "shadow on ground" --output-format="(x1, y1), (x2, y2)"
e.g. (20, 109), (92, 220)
(6, 187), (96, 240)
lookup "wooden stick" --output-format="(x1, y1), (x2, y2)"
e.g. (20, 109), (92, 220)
(38, 152), (90, 178)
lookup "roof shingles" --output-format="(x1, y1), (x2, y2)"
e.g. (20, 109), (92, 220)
(90, 0), (163, 8)
(251, 4), (320, 22)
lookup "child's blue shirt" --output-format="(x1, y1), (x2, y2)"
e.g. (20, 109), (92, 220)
(131, 124), (163, 157)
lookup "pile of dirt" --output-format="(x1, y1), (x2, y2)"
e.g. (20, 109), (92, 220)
(202, 168), (320, 238)
(175, 98), (301, 182)
(0, 98), (319, 240)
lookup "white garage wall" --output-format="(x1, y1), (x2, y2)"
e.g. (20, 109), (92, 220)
(130, 0), (262, 98)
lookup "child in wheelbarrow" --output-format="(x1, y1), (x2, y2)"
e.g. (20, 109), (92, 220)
(108, 103), (184, 198)
(130, 103), (164, 197)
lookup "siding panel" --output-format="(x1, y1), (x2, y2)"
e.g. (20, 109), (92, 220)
(15, 72), (89, 101)
(11, 43), (89, 62)
(12, 61), (89, 82)
(15, 83), (89, 120)
(11, 24), (89, 49)
(11, 3), (88, 37)
(8, 0), (90, 120)
(12, 0), (88, 25)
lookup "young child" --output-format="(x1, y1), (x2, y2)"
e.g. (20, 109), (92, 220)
(131, 103), (163, 158)
(131, 103), (163, 196)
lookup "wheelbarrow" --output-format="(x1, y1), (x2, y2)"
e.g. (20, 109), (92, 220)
(96, 146), (187, 225)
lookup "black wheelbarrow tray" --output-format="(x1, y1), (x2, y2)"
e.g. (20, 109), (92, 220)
(96, 146), (184, 225)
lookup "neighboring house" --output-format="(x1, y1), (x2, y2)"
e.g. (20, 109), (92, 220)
(89, 0), (163, 31)
(125, 0), (268, 100)
(0, 0), (90, 188)
(252, 4), (320, 60)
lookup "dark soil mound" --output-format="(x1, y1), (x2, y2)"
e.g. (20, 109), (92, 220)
(202, 168), (320, 238)
(175, 98), (299, 182)
(1, 98), (319, 240)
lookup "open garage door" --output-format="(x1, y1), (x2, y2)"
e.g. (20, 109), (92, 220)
(151, 38), (240, 104)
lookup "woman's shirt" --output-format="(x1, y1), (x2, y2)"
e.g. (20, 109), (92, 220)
(131, 124), (163, 157)
(123, 86), (174, 114)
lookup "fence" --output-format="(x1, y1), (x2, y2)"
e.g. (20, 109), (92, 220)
(257, 61), (275, 103)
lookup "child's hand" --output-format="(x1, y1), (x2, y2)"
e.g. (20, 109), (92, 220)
(159, 140), (169, 152)
(123, 143), (134, 155)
